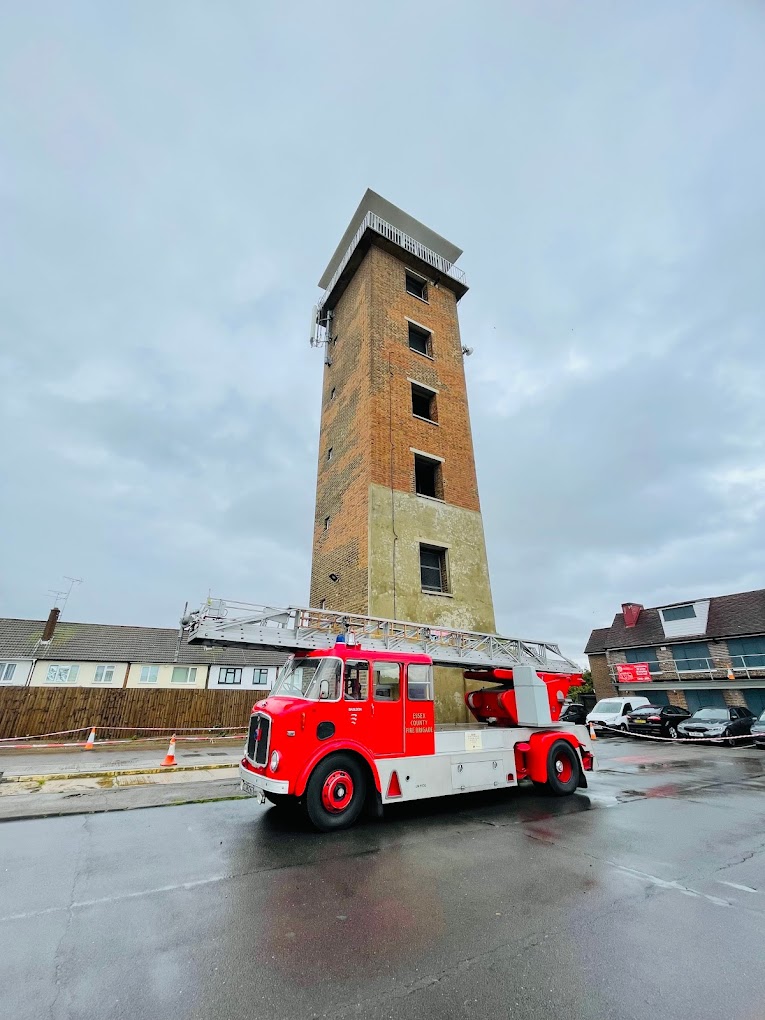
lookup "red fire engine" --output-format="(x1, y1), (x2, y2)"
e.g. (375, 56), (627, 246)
(183, 600), (595, 832)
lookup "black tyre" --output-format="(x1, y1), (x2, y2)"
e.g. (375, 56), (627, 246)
(546, 740), (580, 796)
(667, 725), (679, 739)
(304, 753), (367, 832)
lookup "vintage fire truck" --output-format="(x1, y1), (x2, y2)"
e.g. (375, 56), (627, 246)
(182, 601), (596, 831)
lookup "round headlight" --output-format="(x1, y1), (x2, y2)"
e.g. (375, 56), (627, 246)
(270, 750), (281, 772)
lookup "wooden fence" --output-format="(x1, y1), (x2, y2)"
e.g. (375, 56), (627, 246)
(0, 687), (268, 741)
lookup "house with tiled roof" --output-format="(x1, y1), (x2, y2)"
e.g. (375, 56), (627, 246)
(585, 588), (765, 715)
(0, 611), (288, 691)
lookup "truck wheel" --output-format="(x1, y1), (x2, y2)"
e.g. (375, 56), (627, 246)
(304, 753), (367, 832)
(546, 740), (580, 796)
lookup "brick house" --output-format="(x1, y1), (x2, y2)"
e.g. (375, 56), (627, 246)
(585, 589), (765, 715)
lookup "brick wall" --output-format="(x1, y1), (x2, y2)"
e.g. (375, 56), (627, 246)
(310, 261), (373, 613)
(588, 654), (613, 701)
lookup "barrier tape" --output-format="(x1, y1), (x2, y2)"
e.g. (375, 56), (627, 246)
(0, 725), (248, 746)
(595, 723), (762, 744)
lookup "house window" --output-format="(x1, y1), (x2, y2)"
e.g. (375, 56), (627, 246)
(662, 604), (696, 622)
(171, 666), (197, 684)
(414, 454), (443, 499)
(253, 668), (269, 686)
(420, 544), (449, 594)
(327, 447), (333, 461)
(46, 664), (79, 684)
(94, 664), (115, 684)
(411, 383), (437, 422)
(219, 667), (242, 685)
(140, 665), (159, 684)
(671, 642), (711, 672)
(408, 322), (432, 357)
(624, 647), (661, 674)
(728, 637), (765, 670)
(1, 662), (18, 683)
(405, 272), (428, 301)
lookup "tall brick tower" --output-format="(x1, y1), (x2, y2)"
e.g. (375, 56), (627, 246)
(310, 190), (495, 639)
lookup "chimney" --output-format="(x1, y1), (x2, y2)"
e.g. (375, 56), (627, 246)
(622, 603), (643, 628)
(41, 607), (61, 642)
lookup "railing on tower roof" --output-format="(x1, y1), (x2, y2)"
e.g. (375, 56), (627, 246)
(318, 211), (467, 309)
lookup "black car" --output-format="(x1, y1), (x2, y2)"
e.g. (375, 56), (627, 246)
(561, 702), (587, 725)
(626, 704), (690, 739)
(677, 706), (756, 745)
(751, 710), (765, 748)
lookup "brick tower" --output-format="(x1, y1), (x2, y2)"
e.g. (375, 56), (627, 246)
(310, 190), (495, 641)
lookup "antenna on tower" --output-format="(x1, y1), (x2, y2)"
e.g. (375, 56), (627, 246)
(310, 305), (334, 350)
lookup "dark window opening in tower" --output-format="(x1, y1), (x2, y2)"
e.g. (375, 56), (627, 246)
(420, 545), (449, 593)
(408, 322), (432, 357)
(411, 383), (437, 422)
(414, 454), (442, 499)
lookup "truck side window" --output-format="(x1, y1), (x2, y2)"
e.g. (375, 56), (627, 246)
(344, 660), (369, 701)
(407, 663), (433, 701)
(374, 662), (401, 701)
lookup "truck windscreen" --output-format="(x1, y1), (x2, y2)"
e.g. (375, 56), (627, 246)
(270, 656), (342, 700)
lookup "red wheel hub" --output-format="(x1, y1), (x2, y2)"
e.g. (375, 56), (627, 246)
(321, 770), (354, 813)
(553, 753), (573, 784)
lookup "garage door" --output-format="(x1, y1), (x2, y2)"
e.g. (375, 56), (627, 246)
(744, 689), (765, 716)
(684, 689), (727, 713)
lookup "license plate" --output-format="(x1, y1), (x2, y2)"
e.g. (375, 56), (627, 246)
(242, 780), (259, 796)
(635, 719), (647, 724)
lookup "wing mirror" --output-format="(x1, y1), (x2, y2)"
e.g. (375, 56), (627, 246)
(319, 679), (330, 700)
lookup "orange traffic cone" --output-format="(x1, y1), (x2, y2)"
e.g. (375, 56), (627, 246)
(160, 734), (177, 767)
(84, 726), (97, 750)
(727, 667), (735, 681)
(589, 722), (597, 740)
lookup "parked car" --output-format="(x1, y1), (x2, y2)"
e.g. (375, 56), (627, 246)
(586, 696), (651, 734)
(677, 706), (756, 745)
(626, 704), (691, 739)
(560, 702), (587, 725)
(751, 710), (765, 748)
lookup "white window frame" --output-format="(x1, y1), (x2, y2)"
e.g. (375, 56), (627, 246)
(219, 667), (243, 686)
(139, 665), (159, 684)
(253, 668), (270, 687)
(1, 662), (18, 683)
(171, 666), (198, 685)
(46, 664), (80, 684)
(94, 663), (116, 684)
(405, 270), (429, 302)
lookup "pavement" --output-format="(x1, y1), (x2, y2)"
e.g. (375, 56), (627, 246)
(1, 735), (765, 1020)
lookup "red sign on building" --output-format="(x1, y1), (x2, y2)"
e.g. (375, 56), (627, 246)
(616, 662), (653, 683)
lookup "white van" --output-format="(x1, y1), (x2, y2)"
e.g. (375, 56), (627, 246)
(586, 696), (651, 734)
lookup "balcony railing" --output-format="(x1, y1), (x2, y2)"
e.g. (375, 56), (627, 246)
(611, 654), (765, 683)
(319, 211), (467, 309)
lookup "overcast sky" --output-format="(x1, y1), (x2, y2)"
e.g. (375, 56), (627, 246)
(2, 2), (764, 660)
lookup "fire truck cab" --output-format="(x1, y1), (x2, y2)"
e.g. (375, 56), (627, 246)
(239, 636), (595, 831)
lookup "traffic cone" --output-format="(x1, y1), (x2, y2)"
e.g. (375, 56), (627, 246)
(589, 722), (597, 740)
(727, 667), (735, 681)
(160, 734), (177, 767)
(84, 726), (97, 750)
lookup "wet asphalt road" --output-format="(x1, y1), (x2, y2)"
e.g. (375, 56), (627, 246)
(2, 738), (765, 1020)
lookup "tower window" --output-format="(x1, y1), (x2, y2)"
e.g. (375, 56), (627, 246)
(406, 272), (428, 301)
(330, 387), (336, 401)
(411, 383), (437, 422)
(324, 516), (330, 531)
(414, 454), (442, 499)
(408, 322), (432, 357)
(420, 545), (449, 594)
(327, 447), (333, 460)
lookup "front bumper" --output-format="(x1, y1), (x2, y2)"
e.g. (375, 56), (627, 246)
(239, 761), (289, 796)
